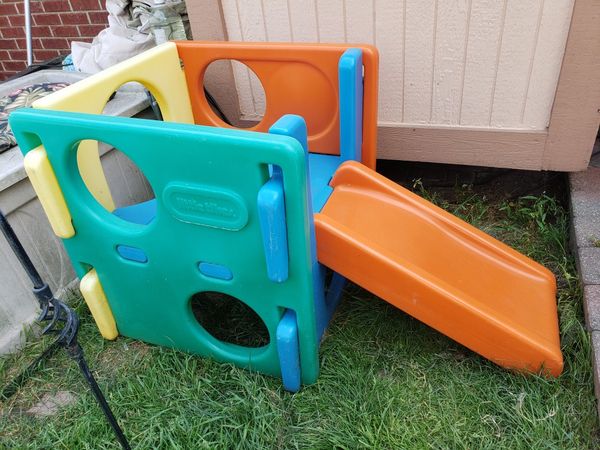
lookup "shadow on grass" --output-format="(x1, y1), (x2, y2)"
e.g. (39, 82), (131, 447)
(191, 291), (270, 348)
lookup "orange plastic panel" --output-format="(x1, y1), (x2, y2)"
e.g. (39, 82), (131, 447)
(315, 162), (563, 376)
(175, 41), (379, 169)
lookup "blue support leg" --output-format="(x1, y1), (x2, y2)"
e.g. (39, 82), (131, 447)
(269, 115), (328, 343)
(277, 309), (301, 392)
(325, 272), (346, 326)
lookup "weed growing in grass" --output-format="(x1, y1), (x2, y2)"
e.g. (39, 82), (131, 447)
(1, 178), (598, 449)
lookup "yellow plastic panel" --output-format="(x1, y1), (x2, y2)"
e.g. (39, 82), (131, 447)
(32, 42), (193, 121)
(23, 146), (75, 239)
(80, 269), (118, 340)
(32, 42), (194, 211)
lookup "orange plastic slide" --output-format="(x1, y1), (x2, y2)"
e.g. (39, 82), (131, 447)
(315, 161), (563, 376)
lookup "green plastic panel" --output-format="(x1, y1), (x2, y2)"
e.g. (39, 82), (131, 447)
(10, 108), (320, 384)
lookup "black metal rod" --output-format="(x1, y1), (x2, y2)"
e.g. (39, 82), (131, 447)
(0, 208), (131, 449)
(0, 210), (45, 289)
(145, 90), (163, 121)
(68, 343), (131, 450)
(204, 88), (231, 125)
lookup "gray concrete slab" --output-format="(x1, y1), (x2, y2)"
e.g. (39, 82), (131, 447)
(577, 248), (600, 285)
(572, 213), (600, 248)
(569, 151), (600, 419)
(584, 285), (600, 331)
(570, 165), (600, 193)
(592, 331), (600, 418)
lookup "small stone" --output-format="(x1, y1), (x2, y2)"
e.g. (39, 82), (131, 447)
(26, 391), (75, 417)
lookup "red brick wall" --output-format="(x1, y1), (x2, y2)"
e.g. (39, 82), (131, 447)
(0, 0), (108, 81)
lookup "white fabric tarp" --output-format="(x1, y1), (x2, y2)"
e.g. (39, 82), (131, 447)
(71, 0), (189, 73)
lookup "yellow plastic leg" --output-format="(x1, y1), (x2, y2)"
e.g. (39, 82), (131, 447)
(80, 269), (118, 340)
(23, 146), (75, 239)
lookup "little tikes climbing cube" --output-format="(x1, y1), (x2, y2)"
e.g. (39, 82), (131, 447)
(10, 41), (563, 392)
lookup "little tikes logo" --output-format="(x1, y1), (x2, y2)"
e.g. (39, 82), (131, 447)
(163, 183), (248, 230)
(174, 195), (235, 219)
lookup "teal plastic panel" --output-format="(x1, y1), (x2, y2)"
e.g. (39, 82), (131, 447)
(10, 108), (321, 384)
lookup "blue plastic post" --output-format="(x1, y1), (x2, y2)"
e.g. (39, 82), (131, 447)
(257, 164), (288, 282)
(276, 309), (301, 392)
(269, 115), (328, 337)
(339, 48), (363, 163)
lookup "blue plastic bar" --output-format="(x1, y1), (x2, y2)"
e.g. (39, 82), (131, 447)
(276, 309), (301, 392)
(269, 115), (328, 338)
(257, 164), (289, 282)
(198, 262), (233, 281)
(116, 245), (148, 263)
(339, 48), (363, 163)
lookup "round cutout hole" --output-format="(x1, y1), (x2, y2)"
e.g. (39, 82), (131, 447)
(77, 140), (156, 224)
(101, 82), (163, 120)
(203, 59), (266, 128)
(191, 291), (270, 348)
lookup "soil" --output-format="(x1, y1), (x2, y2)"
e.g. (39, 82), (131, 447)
(377, 159), (568, 205)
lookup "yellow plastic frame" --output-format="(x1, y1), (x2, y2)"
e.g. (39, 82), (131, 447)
(32, 42), (194, 212)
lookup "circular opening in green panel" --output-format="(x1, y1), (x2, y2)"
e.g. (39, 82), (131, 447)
(76, 141), (156, 225)
(190, 291), (270, 348)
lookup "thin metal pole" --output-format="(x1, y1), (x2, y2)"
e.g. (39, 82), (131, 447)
(24, 0), (33, 66)
(0, 208), (132, 449)
(68, 343), (131, 450)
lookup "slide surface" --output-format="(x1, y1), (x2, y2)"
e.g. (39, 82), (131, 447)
(315, 162), (563, 376)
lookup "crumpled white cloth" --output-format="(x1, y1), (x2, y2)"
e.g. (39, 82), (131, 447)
(71, 0), (188, 73)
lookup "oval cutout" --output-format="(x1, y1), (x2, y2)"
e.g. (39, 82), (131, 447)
(101, 81), (163, 121)
(203, 59), (266, 128)
(191, 291), (270, 348)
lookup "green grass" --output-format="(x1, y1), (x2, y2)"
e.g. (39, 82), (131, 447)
(1, 178), (598, 449)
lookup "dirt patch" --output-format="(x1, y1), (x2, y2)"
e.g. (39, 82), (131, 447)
(377, 159), (567, 204)
(26, 391), (76, 417)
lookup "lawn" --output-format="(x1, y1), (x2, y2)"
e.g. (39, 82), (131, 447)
(1, 165), (598, 449)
